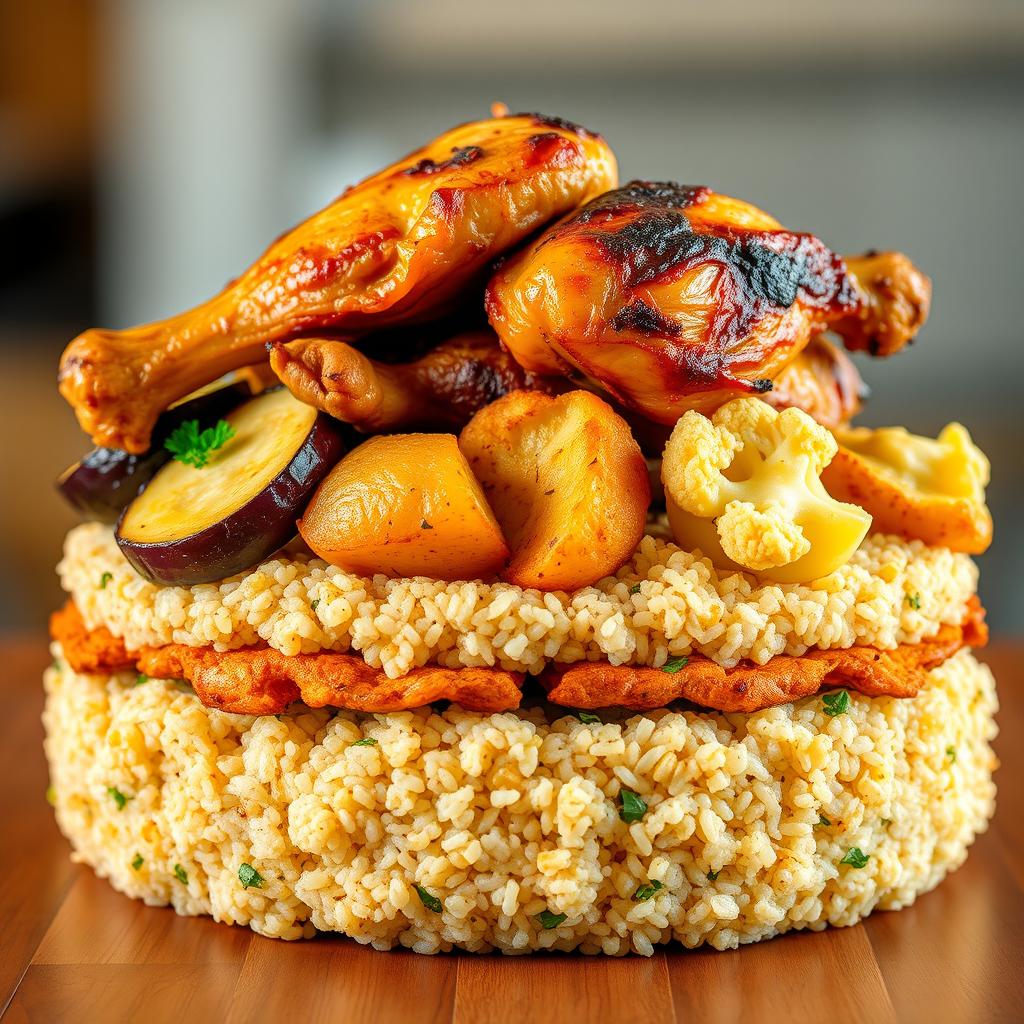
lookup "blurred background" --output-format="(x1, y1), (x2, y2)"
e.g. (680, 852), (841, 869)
(1, 0), (1022, 632)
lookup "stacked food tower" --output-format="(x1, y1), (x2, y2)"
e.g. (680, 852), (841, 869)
(46, 111), (995, 955)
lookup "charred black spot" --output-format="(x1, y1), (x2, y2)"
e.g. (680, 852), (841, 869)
(517, 112), (596, 137)
(750, 378), (774, 393)
(402, 145), (484, 176)
(574, 182), (710, 224)
(610, 299), (682, 338)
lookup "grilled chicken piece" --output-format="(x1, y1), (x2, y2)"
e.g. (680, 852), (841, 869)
(764, 335), (866, 428)
(270, 329), (560, 433)
(59, 113), (617, 453)
(487, 181), (929, 424)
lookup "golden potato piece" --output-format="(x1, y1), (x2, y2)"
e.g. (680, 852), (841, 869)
(823, 423), (992, 554)
(298, 434), (510, 580)
(459, 390), (650, 591)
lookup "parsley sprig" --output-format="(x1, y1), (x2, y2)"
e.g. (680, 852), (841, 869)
(619, 789), (648, 823)
(537, 909), (567, 929)
(840, 847), (870, 869)
(823, 689), (851, 717)
(238, 863), (265, 889)
(164, 419), (235, 469)
(632, 880), (665, 902)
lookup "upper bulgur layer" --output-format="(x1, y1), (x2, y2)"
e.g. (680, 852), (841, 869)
(60, 523), (978, 679)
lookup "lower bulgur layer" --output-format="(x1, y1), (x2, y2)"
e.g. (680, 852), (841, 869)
(43, 648), (997, 955)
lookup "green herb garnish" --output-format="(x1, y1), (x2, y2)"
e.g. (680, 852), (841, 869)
(619, 789), (648, 823)
(131, 853), (144, 871)
(311, 598), (321, 612)
(415, 884), (442, 913)
(173, 863), (188, 885)
(840, 847), (870, 869)
(817, 814), (832, 827)
(238, 863), (264, 889)
(576, 711), (601, 725)
(706, 869), (720, 881)
(537, 909), (567, 929)
(632, 880), (665, 902)
(99, 571), (113, 590)
(107, 786), (131, 811)
(823, 689), (851, 717)
(135, 673), (148, 686)
(629, 583), (642, 595)
(164, 419), (235, 469)
(351, 737), (378, 747)
(946, 745), (957, 763)
(662, 656), (689, 674)
(907, 593), (922, 610)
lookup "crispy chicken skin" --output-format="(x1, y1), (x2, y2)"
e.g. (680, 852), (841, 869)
(486, 182), (930, 424)
(269, 328), (561, 432)
(59, 113), (617, 452)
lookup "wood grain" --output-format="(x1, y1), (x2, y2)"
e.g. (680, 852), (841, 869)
(1, 637), (1021, 1024)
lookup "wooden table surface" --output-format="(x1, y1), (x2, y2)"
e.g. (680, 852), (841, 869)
(1, 637), (1021, 1024)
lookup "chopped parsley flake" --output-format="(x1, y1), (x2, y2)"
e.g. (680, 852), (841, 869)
(131, 853), (144, 871)
(707, 869), (720, 881)
(173, 863), (189, 885)
(537, 910), (567, 929)
(823, 689), (851, 717)
(662, 656), (689, 674)
(619, 788), (648, 823)
(351, 737), (378, 747)
(632, 880), (665, 902)
(311, 598), (320, 612)
(840, 847), (870, 869)
(629, 583), (642, 595)
(415, 884), (442, 913)
(107, 786), (131, 811)
(164, 418), (235, 469)
(907, 593), (922, 610)
(817, 814), (832, 827)
(135, 673), (148, 686)
(238, 863), (264, 889)
(576, 711), (601, 725)
(946, 745), (957, 763)
(99, 571), (113, 590)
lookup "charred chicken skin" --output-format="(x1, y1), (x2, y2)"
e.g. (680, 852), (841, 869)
(269, 328), (560, 433)
(486, 181), (930, 424)
(59, 113), (617, 453)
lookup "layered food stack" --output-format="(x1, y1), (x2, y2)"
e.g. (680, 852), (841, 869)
(46, 111), (997, 956)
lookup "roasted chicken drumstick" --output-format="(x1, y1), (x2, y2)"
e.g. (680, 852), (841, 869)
(59, 113), (616, 452)
(270, 329), (560, 433)
(486, 181), (929, 423)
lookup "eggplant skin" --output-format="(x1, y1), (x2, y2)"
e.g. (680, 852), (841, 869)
(56, 383), (250, 523)
(116, 413), (348, 586)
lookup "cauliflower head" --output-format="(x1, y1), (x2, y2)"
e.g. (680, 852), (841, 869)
(661, 398), (872, 582)
(823, 422), (992, 554)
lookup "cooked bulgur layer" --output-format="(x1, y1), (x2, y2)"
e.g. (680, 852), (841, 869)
(60, 523), (977, 679)
(44, 649), (997, 955)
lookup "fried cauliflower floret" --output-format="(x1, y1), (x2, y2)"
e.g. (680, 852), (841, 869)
(823, 422), (992, 553)
(661, 398), (872, 583)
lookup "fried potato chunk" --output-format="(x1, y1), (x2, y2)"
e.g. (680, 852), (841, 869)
(51, 602), (523, 714)
(542, 598), (986, 712)
(459, 390), (650, 591)
(822, 423), (992, 554)
(661, 397), (871, 582)
(298, 433), (510, 580)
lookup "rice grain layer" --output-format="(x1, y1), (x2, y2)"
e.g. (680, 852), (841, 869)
(43, 649), (997, 955)
(60, 524), (977, 678)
